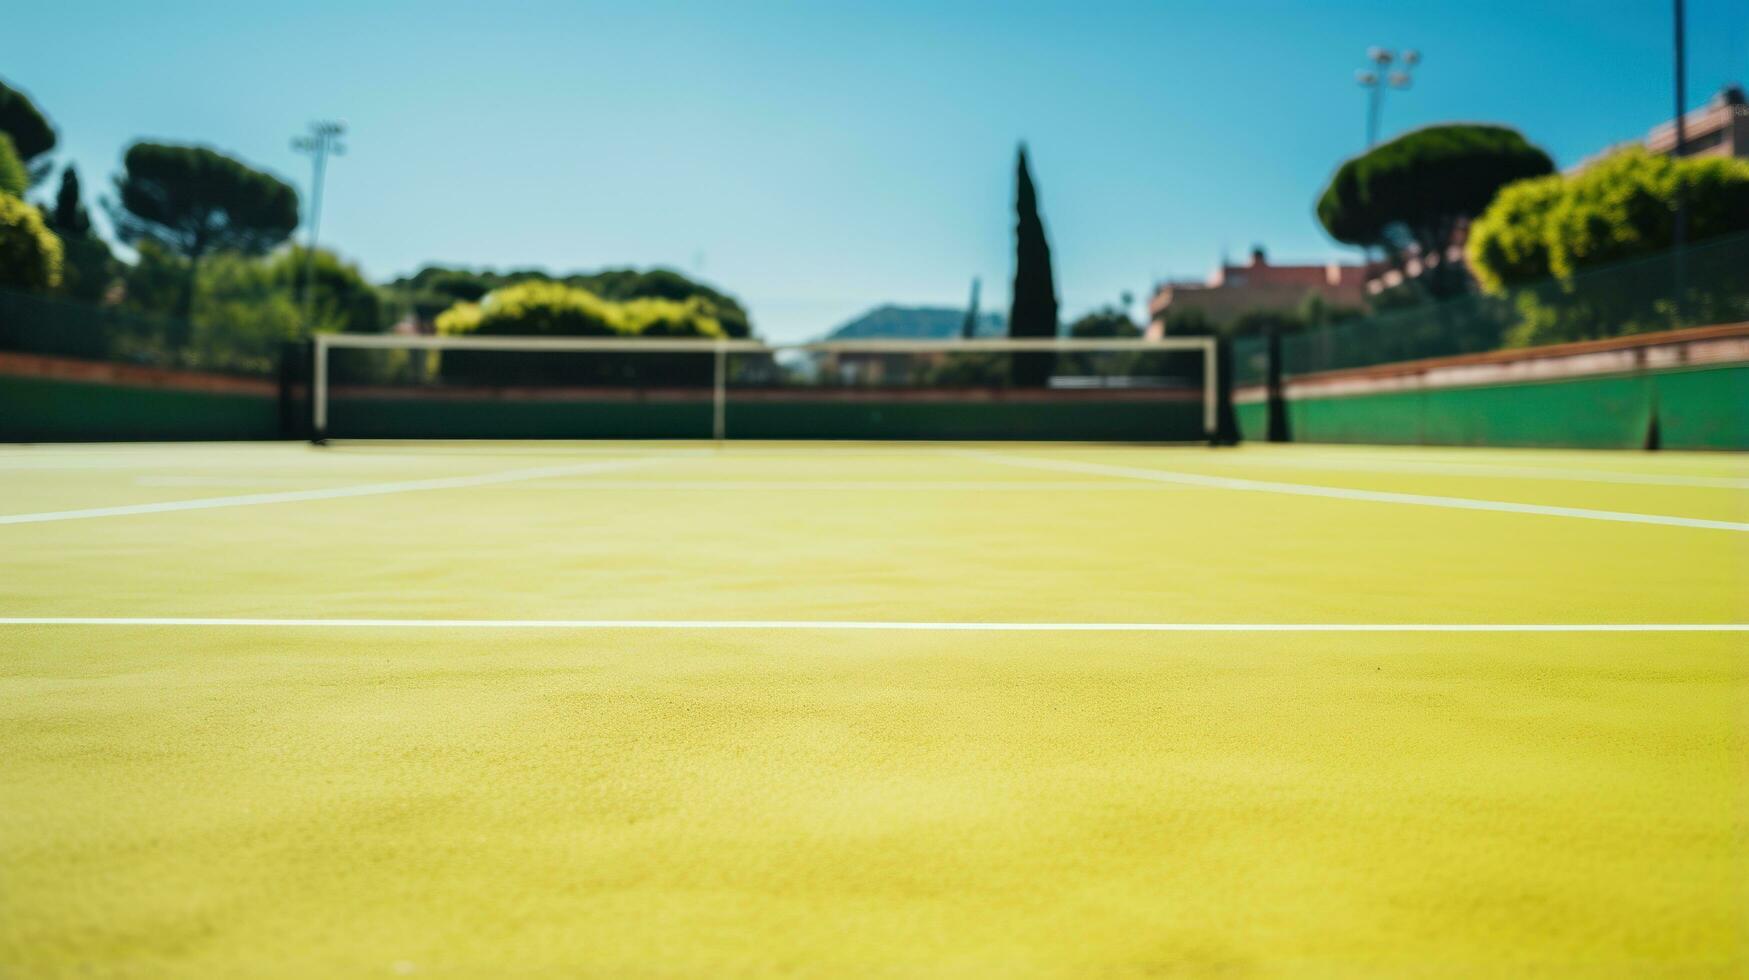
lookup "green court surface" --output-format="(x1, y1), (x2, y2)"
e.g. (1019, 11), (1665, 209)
(1, 441), (1745, 976)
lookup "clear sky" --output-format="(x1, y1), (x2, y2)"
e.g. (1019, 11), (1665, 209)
(8, 0), (1746, 340)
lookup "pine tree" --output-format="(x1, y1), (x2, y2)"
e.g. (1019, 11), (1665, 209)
(1007, 145), (1057, 386)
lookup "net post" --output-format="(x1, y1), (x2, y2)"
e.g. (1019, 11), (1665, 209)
(309, 334), (329, 445)
(1202, 337), (1219, 443)
(711, 342), (728, 441)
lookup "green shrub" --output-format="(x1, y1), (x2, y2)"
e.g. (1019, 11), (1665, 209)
(619, 296), (726, 339)
(1468, 148), (1749, 291)
(433, 281), (727, 385)
(268, 247), (383, 334)
(434, 300), (482, 336)
(0, 192), (62, 291)
(186, 252), (316, 372)
(1466, 148), (1749, 347)
(1465, 173), (1565, 293)
(458, 280), (627, 337)
(0, 134), (27, 198)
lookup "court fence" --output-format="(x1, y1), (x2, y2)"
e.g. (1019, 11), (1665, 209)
(0, 288), (288, 378)
(1231, 230), (1749, 386)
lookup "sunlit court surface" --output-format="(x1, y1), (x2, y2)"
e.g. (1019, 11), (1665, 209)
(1, 439), (1744, 976)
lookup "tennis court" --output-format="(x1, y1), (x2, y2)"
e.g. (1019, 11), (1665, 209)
(2, 440), (1745, 975)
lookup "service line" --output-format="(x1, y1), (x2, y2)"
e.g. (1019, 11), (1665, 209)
(0, 618), (1742, 632)
(0, 456), (673, 525)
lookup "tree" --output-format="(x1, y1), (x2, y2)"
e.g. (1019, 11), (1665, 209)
(1317, 124), (1554, 298)
(204, 247), (379, 333)
(46, 166), (118, 302)
(961, 277), (981, 339)
(1067, 307), (1140, 338)
(270, 247), (381, 334)
(1062, 307), (1142, 380)
(1465, 148), (1749, 346)
(0, 193), (62, 291)
(1469, 148), (1749, 290)
(619, 297), (727, 339)
(1159, 307), (1214, 337)
(50, 165), (91, 235)
(184, 252), (309, 372)
(440, 281), (624, 339)
(0, 134), (26, 198)
(433, 281), (726, 384)
(1226, 309), (1302, 339)
(0, 79), (55, 184)
(1296, 292), (1364, 329)
(1008, 144), (1058, 385)
(390, 264), (754, 337)
(106, 142), (299, 321)
(120, 241), (190, 319)
(1463, 173), (1564, 293)
(567, 267), (751, 338)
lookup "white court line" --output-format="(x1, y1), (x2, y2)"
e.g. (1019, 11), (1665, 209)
(123, 478), (1171, 492)
(956, 451), (1749, 532)
(134, 476), (361, 488)
(0, 457), (672, 526)
(0, 617), (1743, 631)
(508, 479), (1183, 492)
(1179, 456), (1749, 490)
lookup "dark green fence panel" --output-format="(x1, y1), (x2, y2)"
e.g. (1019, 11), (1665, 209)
(1269, 364), (1745, 451)
(0, 374), (281, 442)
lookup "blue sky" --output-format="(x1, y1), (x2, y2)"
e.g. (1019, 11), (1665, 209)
(9, 0), (1746, 340)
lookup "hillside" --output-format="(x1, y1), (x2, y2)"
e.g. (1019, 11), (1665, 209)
(824, 305), (1005, 340)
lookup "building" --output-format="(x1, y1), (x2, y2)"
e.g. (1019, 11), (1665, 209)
(1648, 84), (1749, 159)
(1147, 247), (1369, 337)
(1572, 83), (1749, 172)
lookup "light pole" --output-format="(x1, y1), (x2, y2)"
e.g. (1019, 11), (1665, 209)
(1672, 0), (1688, 325)
(292, 121), (346, 333)
(1355, 47), (1419, 148)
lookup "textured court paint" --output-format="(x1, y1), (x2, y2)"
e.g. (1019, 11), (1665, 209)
(1238, 364), (1748, 450)
(2, 630), (1743, 976)
(0, 374), (280, 442)
(0, 443), (1745, 975)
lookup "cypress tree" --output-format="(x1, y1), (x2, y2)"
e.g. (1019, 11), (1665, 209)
(961, 276), (980, 339)
(1008, 144), (1058, 386)
(52, 166), (91, 236)
(46, 164), (117, 302)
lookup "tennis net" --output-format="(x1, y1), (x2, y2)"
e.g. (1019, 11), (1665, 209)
(308, 334), (1221, 443)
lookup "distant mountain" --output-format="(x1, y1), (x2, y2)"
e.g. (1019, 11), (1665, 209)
(823, 305), (1006, 341)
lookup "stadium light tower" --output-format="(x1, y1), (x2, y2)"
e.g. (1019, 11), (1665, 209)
(292, 120), (347, 333)
(1355, 47), (1419, 148)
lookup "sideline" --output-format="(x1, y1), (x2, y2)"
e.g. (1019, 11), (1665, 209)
(955, 450), (1749, 532)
